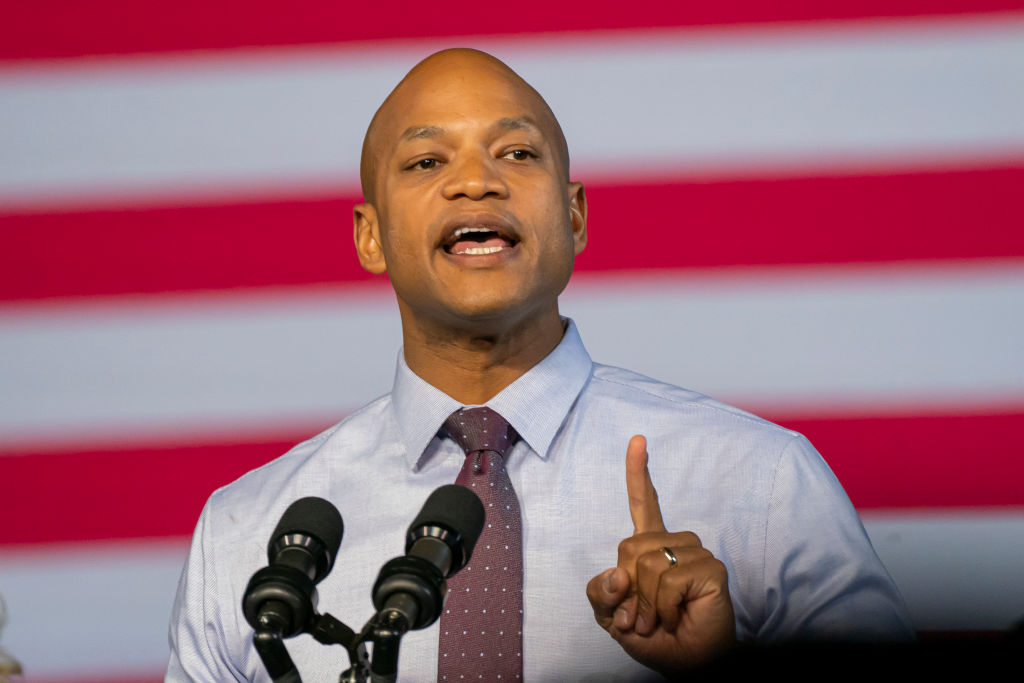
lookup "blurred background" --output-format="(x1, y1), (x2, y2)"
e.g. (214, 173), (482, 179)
(1, 2), (1022, 681)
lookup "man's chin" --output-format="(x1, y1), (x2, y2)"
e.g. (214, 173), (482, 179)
(394, 276), (564, 335)
(449, 300), (533, 328)
(436, 296), (558, 335)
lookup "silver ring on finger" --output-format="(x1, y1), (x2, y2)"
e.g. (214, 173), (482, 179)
(659, 546), (678, 567)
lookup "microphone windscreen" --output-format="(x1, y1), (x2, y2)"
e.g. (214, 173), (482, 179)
(270, 496), (344, 557)
(407, 484), (485, 555)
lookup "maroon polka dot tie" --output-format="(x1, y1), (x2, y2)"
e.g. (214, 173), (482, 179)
(438, 407), (523, 681)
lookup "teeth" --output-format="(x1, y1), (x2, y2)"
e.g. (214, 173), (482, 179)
(453, 226), (493, 239)
(461, 246), (504, 255)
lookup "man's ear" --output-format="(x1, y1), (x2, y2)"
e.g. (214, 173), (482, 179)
(568, 181), (587, 255)
(353, 203), (387, 274)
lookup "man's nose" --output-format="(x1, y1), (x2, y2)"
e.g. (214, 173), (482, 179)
(442, 152), (509, 200)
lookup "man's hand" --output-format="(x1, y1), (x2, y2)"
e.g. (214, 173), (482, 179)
(586, 435), (736, 675)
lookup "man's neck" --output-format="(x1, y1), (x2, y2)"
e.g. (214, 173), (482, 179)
(399, 306), (565, 405)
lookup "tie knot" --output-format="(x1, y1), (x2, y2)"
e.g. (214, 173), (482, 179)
(442, 407), (518, 458)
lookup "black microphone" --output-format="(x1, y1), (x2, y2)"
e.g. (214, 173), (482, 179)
(243, 497), (344, 638)
(372, 485), (485, 633)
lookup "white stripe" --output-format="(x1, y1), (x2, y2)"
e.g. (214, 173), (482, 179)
(563, 263), (1024, 415)
(861, 510), (1024, 631)
(0, 287), (403, 449)
(1, 512), (1020, 678)
(0, 538), (188, 677)
(2, 262), (1022, 449)
(1, 16), (1021, 209)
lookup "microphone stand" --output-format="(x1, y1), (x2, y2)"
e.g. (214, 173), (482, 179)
(363, 607), (415, 683)
(252, 627), (300, 683)
(252, 608), (412, 683)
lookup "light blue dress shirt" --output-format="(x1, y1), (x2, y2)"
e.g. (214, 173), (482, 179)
(167, 320), (912, 681)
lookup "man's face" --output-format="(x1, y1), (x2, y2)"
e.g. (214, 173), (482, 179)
(354, 54), (586, 333)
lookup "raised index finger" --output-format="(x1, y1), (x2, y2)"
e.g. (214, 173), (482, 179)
(625, 434), (667, 534)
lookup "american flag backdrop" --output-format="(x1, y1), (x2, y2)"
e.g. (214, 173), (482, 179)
(1, 2), (1023, 681)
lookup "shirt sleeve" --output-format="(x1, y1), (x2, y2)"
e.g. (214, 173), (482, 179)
(167, 499), (248, 682)
(757, 434), (915, 641)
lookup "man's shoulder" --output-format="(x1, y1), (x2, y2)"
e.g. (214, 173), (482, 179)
(206, 393), (395, 510)
(586, 362), (799, 444)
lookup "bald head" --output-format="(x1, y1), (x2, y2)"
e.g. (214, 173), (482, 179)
(359, 49), (570, 204)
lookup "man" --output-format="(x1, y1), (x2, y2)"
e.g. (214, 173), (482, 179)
(168, 48), (912, 681)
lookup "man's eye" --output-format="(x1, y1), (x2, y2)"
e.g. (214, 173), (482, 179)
(413, 158), (438, 170)
(505, 149), (534, 161)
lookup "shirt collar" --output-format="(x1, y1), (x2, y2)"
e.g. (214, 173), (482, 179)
(391, 318), (593, 470)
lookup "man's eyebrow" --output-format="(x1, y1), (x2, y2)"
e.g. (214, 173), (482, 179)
(399, 125), (445, 142)
(398, 118), (541, 143)
(494, 117), (541, 134)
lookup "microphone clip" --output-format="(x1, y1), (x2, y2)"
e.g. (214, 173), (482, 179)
(243, 565), (318, 637)
(372, 555), (447, 633)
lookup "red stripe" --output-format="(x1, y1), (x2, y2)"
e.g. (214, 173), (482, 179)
(769, 412), (1024, 510)
(4, 165), (1022, 303)
(31, 677), (162, 683)
(2, 195), (378, 301)
(583, 165), (1024, 272)
(2, 3), (1019, 61)
(33, 679), (161, 683)
(2, 410), (1022, 545)
(0, 436), (305, 545)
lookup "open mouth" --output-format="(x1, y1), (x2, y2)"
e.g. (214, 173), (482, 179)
(442, 226), (518, 256)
